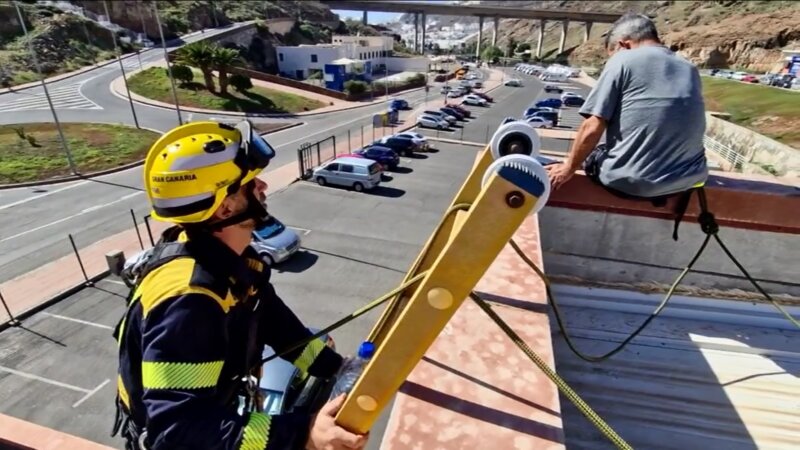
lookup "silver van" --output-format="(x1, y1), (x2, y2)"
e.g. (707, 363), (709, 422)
(312, 156), (382, 192)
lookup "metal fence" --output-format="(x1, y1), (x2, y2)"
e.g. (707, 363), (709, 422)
(0, 208), (160, 329)
(704, 134), (748, 170)
(297, 136), (337, 180)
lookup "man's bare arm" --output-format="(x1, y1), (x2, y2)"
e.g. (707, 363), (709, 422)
(546, 115), (608, 189)
(565, 115), (607, 170)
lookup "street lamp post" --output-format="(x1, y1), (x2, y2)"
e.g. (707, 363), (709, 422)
(13, 1), (78, 175)
(153, 0), (183, 125)
(104, 0), (140, 129)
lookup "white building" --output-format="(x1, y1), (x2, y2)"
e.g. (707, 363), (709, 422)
(276, 35), (394, 79)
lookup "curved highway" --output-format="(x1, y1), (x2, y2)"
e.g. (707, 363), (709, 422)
(0, 24), (456, 283)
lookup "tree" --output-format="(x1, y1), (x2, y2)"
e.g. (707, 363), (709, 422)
(521, 52), (531, 62)
(230, 73), (253, 92)
(481, 45), (503, 63)
(170, 64), (194, 86)
(516, 43), (531, 54)
(177, 41), (216, 92)
(506, 38), (517, 58)
(211, 47), (242, 95)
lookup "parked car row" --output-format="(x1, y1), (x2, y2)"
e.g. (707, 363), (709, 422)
(416, 100), (482, 130)
(710, 69), (798, 89)
(311, 132), (431, 192)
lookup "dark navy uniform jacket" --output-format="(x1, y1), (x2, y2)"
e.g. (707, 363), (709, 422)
(116, 227), (342, 450)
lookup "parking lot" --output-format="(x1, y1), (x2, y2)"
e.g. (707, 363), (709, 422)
(0, 140), (483, 449)
(412, 68), (592, 154)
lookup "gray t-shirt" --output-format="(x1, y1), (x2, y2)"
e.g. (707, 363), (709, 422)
(579, 45), (708, 197)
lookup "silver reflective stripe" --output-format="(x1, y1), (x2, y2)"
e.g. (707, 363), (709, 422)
(151, 192), (214, 208)
(169, 142), (239, 172)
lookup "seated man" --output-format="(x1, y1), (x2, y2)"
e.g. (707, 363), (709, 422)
(547, 13), (708, 199)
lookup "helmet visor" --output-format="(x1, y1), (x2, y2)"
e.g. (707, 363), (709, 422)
(235, 120), (275, 171)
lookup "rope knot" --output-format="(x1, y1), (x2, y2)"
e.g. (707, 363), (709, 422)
(698, 211), (719, 235)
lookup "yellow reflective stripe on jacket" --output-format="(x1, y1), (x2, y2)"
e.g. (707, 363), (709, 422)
(293, 338), (325, 373)
(239, 412), (271, 450)
(138, 258), (236, 316)
(117, 375), (130, 408)
(141, 360), (224, 390)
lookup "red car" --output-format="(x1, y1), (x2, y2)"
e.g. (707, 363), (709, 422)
(447, 104), (472, 117)
(741, 75), (759, 83)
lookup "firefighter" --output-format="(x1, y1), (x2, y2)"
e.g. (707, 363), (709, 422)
(113, 120), (369, 450)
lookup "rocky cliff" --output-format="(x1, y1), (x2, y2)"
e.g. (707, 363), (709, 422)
(469, 1), (800, 71)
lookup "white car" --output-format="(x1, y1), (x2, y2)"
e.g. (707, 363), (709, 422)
(417, 114), (449, 129)
(525, 117), (553, 129)
(423, 110), (457, 124)
(462, 94), (488, 106)
(447, 89), (464, 98)
(381, 132), (429, 151)
(505, 78), (522, 87)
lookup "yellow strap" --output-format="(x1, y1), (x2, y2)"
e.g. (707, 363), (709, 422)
(142, 360), (223, 390)
(292, 338), (325, 373)
(117, 375), (131, 408)
(239, 412), (271, 450)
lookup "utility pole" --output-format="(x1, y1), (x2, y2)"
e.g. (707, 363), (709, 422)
(13, 1), (78, 175)
(104, 0), (140, 129)
(153, 0), (183, 125)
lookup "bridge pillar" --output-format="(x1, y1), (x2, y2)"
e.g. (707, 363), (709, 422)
(421, 12), (427, 54)
(584, 21), (593, 43)
(536, 20), (544, 58)
(362, 10), (367, 25)
(476, 15), (484, 59)
(414, 13), (419, 53)
(492, 17), (499, 47)
(559, 19), (569, 54)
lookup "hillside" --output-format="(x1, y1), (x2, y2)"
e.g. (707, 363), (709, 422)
(0, 1), (340, 87)
(461, 1), (800, 71)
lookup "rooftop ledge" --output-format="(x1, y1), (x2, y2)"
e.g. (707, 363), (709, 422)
(382, 170), (798, 448)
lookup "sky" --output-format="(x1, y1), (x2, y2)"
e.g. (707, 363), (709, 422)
(332, 10), (402, 24)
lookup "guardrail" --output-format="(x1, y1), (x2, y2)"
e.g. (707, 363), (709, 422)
(704, 134), (748, 170)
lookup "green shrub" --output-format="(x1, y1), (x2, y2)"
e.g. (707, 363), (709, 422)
(344, 80), (368, 95)
(230, 73), (253, 92)
(170, 64), (193, 86)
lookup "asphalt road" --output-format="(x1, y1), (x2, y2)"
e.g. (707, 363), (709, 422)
(0, 41), (452, 284)
(0, 140), (483, 449)
(413, 67), (590, 153)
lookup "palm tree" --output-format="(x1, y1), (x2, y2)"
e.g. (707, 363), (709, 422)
(176, 41), (216, 92)
(212, 47), (242, 95)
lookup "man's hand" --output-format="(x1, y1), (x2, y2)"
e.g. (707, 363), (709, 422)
(306, 394), (369, 450)
(546, 162), (576, 190)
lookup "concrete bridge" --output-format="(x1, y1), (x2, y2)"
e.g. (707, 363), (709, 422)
(325, 0), (624, 58)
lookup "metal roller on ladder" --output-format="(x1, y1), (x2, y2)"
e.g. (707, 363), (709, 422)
(334, 121), (550, 433)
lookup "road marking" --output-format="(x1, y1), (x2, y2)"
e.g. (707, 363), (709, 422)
(41, 312), (114, 330)
(0, 191), (142, 244)
(0, 181), (88, 210)
(72, 379), (110, 408)
(0, 364), (90, 393)
(106, 279), (129, 286)
(288, 226), (312, 236)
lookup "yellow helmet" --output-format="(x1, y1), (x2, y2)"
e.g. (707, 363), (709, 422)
(143, 120), (275, 224)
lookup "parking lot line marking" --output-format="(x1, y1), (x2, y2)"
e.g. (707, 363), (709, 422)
(288, 226), (312, 236)
(72, 378), (110, 408)
(42, 312), (114, 330)
(0, 364), (90, 393)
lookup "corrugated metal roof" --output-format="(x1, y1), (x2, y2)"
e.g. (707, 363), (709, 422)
(550, 285), (800, 450)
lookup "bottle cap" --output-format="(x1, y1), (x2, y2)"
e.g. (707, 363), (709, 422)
(358, 341), (375, 359)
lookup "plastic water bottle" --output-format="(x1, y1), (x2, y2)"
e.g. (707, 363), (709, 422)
(329, 341), (375, 400)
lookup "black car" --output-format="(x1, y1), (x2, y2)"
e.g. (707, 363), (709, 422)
(356, 145), (400, 169)
(372, 137), (418, 157)
(544, 85), (563, 94)
(563, 96), (585, 107)
(440, 107), (465, 121)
